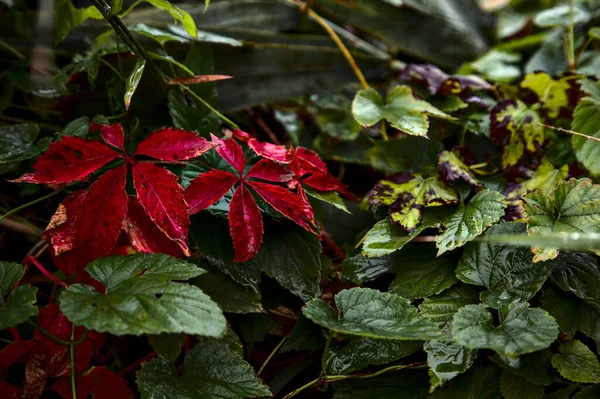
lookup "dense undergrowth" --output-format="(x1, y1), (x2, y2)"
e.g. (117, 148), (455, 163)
(1, 0), (600, 398)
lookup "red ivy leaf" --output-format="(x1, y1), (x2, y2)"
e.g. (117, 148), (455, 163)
(51, 367), (135, 399)
(246, 159), (295, 182)
(0, 381), (21, 398)
(211, 134), (245, 176)
(43, 190), (87, 256)
(230, 184), (263, 262)
(0, 341), (36, 377)
(12, 137), (121, 184)
(248, 181), (315, 232)
(248, 138), (293, 164)
(100, 123), (125, 152)
(168, 74), (232, 85)
(124, 196), (183, 258)
(134, 127), (216, 161)
(73, 165), (128, 261)
(301, 172), (342, 192)
(297, 185), (315, 223)
(132, 161), (190, 255)
(185, 170), (238, 214)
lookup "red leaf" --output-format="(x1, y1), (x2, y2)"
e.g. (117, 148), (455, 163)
(247, 181), (315, 232)
(73, 165), (128, 261)
(43, 190), (87, 256)
(0, 341), (36, 377)
(168, 74), (232, 85)
(132, 161), (190, 255)
(297, 185), (315, 224)
(51, 367), (135, 399)
(229, 184), (263, 262)
(100, 123), (125, 152)
(0, 381), (21, 398)
(185, 170), (238, 214)
(296, 147), (328, 173)
(12, 137), (121, 184)
(134, 127), (216, 161)
(248, 138), (293, 164)
(231, 128), (252, 141)
(211, 134), (245, 176)
(302, 172), (342, 191)
(246, 159), (294, 182)
(124, 196), (183, 258)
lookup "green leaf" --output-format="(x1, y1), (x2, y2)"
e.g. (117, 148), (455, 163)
(124, 59), (146, 110)
(129, 24), (191, 46)
(148, 334), (185, 363)
(304, 186), (350, 214)
(369, 174), (458, 232)
(60, 116), (90, 137)
(0, 262), (37, 330)
(551, 340), (600, 383)
(425, 338), (477, 391)
(143, 0), (197, 38)
(540, 286), (600, 344)
(551, 252), (600, 301)
(533, 5), (590, 28)
(436, 190), (507, 255)
(590, 27), (600, 40)
(430, 364), (502, 399)
(492, 350), (558, 386)
(191, 262), (261, 314)
(280, 316), (324, 353)
(451, 302), (559, 367)
(506, 158), (568, 201)
(521, 72), (573, 119)
(333, 369), (430, 399)
(352, 86), (450, 137)
(572, 79), (600, 175)
(419, 284), (480, 324)
(327, 337), (422, 375)
(0, 124), (46, 164)
(59, 254), (226, 336)
(388, 246), (458, 301)
(303, 287), (443, 340)
(361, 209), (444, 257)
(456, 223), (553, 307)
(470, 50), (522, 83)
(368, 136), (443, 175)
(575, 386), (600, 399)
(500, 370), (544, 399)
(55, 0), (102, 44)
(525, 178), (600, 262)
(137, 341), (271, 399)
(340, 255), (392, 283)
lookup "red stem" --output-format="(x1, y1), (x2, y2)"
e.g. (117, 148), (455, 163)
(118, 351), (156, 376)
(25, 256), (68, 288)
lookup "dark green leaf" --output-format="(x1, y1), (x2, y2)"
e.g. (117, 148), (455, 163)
(280, 316), (324, 353)
(137, 341), (271, 398)
(0, 262), (37, 329)
(430, 364), (502, 399)
(59, 254), (226, 336)
(303, 287), (443, 340)
(0, 124), (45, 164)
(55, 0), (102, 44)
(148, 334), (185, 363)
(60, 116), (90, 137)
(124, 59), (146, 110)
(368, 136), (443, 175)
(492, 350), (558, 386)
(425, 338), (477, 391)
(500, 370), (544, 399)
(572, 79), (600, 175)
(551, 340), (600, 383)
(551, 252), (600, 301)
(333, 369), (429, 399)
(419, 284), (480, 324)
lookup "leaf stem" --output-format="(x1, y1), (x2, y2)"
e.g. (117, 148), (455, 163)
(0, 191), (59, 224)
(568, 0), (576, 70)
(99, 57), (125, 81)
(0, 337), (12, 344)
(258, 335), (288, 375)
(539, 123), (600, 143)
(284, 0), (369, 89)
(70, 323), (77, 399)
(25, 256), (68, 288)
(177, 84), (239, 129)
(321, 332), (332, 374)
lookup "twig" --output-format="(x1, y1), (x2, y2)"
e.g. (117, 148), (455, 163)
(0, 115), (63, 132)
(539, 123), (600, 143)
(70, 324), (77, 399)
(0, 190), (60, 223)
(25, 256), (67, 288)
(177, 84), (239, 129)
(0, 218), (43, 237)
(258, 335), (288, 376)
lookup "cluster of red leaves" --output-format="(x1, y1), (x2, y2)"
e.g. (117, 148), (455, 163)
(17, 124), (346, 268)
(0, 305), (133, 399)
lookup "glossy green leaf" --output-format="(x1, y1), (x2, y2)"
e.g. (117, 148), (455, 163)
(124, 59), (146, 110)
(280, 316), (324, 353)
(303, 287), (443, 340)
(419, 284), (480, 324)
(451, 302), (559, 367)
(525, 178), (600, 262)
(137, 341), (271, 398)
(55, 0), (103, 44)
(327, 337), (422, 375)
(60, 116), (90, 137)
(0, 262), (37, 330)
(148, 334), (185, 363)
(500, 370), (544, 399)
(551, 252), (600, 301)
(59, 254), (227, 336)
(572, 79), (600, 175)
(425, 338), (477, 391)
(430, 364), (502, 399)
(143, 0), (197, 38)
(305, 187), (350, 214)
(551, 340), (600, 383)
(533, 5), (590, 28)
(340, 255), (393, 283)
(130, 23), (191, 46)
(389, 246), (458, 301)
(436, 190), (506, 255)
(456, 223), (553, 307)
(352, 86), (450, 137)
(0, 124), (46, 164)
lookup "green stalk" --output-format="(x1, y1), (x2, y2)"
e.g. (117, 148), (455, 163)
(0, 191), (60, 223)
(70, 323), (77, 399)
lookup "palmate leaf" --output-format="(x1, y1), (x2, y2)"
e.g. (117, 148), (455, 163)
(551, 340), (600, 383)
(303, 287), (443, 340)
(59, 254), (226, 336)
(136, 341), (271, 399)
(456, 223), (554, 307)
(352, 86), (450, 137)
(451, 302), (558, 367)
(0, 262), (37, 330)
(572, 79), (600, 175)
(524, 178), (600, 262)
